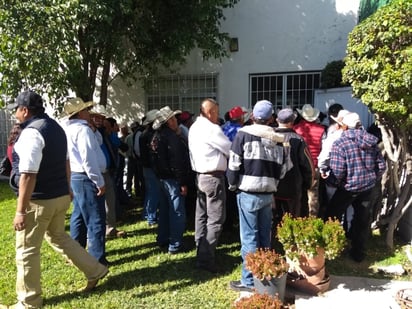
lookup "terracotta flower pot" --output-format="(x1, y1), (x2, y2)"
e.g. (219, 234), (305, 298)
(297, 247), (325, 285)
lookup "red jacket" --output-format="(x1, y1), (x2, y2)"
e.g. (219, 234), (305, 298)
(294, 120), (325, 167)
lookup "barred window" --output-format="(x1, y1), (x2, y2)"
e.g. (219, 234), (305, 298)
(146, 73), (218, 114)
(250, 71), (321, 111)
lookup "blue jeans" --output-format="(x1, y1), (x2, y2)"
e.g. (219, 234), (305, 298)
(158, 179), (186, 252)
(70, 173), (107, 265)
(237, 191), (273, 287)
(143, 167), (162, 224)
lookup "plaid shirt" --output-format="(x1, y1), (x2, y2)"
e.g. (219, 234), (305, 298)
(330, 128), (385, 193)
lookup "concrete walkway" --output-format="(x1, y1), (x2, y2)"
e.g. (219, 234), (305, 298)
(294, 275), (412, 309)
(238, 275), (412, 308)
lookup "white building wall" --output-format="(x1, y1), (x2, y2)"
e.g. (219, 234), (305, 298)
(106, 0), (360, 123)
(314, 87), (374, 129)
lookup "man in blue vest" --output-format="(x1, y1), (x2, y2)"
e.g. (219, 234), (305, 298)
(2, 91), (108, 309)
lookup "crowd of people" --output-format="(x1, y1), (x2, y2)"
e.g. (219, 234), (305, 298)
(2, 90), (385, 308)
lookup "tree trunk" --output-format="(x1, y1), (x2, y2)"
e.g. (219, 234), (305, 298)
(374, 124), (412, 249)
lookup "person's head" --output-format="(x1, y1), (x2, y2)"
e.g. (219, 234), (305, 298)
(330, 109), (351, 128)
(252, 100), (274, 125)
(152, 106), (181, 132)
(177, 111), (194, 128)
(63, 97), (94, 122)
(142, 109), (160, 128)
(7, 123), (22, 146)
(89, 105), (107, 128)
(297, 104), (320, 123)
(104, 117), (118, 133)
(328, 103), (344, 125)
(276, 108), (296, 128)
(341, 112), (362, 130)
(119, 123), (129, 136)
(200, 98), (220, 124)
(7, 90), (45, 123)
(228, 106), (246, 125)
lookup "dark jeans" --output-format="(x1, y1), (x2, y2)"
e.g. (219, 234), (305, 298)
(70, 173), (107, 265)
(195, 174), (226, 267)
(325, 187), (373, 255)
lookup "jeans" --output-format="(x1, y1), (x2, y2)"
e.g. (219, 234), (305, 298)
(158, 178), (186, 252)
(143, 167), (163, 224)
(70, 173), (107, 265)
(237, 191), (273, 287)
(195, 174), (226, 267)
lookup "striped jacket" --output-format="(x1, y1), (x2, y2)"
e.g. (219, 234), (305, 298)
(227, 124), (285, 193)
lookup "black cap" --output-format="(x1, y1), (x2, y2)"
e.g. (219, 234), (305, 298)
(7, 90), (44, 110)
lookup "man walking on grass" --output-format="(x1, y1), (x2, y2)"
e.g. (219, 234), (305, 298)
(1, 91), (108, 309)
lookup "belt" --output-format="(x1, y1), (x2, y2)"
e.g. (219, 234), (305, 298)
(199, 171), (225, 177)
(72, 171), (87, 175)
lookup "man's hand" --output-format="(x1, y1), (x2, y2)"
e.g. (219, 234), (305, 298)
(13, 213), (26, 231)
(97, 186), (106, 196)
(180, 185), (188, 197)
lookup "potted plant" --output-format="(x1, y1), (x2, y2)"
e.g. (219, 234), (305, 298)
(232, 293), (289, 309)
(276, 213), (346, 294)
(245, 248), (289, 301)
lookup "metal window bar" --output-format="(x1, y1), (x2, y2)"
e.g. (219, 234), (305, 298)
(249, 71), (321, 111)
(146, 73), (218, 114)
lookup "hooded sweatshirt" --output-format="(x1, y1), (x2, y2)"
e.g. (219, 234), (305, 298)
(330, 128), (386, 193)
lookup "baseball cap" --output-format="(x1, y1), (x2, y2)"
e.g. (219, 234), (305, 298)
(7, 90), (44, 110)
(253, 100), (273, 120)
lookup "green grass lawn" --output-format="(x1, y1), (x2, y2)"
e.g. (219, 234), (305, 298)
(0, 179), (410, 308)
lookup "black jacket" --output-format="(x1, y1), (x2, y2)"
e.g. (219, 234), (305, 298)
(274, 127), (314, 199)
(150, 125), (191, 186)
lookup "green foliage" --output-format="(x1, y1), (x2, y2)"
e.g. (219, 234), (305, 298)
(245, 248), (289, 281)
(343, 0), (412, 131)
(276, 213), (346, 262)
(0, 0), (238, 107)
(232, 293), (287, 309)
(320, 60), (350, 89)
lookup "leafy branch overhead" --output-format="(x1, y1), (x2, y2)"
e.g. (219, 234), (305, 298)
(343, 0), (412, 129)
(0, 0), (238, 106)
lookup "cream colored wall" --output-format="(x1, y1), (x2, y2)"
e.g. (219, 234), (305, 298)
(105, 0), (360, 123)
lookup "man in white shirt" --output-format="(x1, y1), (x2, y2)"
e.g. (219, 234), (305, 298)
(188, 98), (231, 273)
(1, 92), (108, 309)
(63, 98), (109, 268)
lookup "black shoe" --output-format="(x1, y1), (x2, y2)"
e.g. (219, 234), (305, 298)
(229, 280), (253, 292)
(349, 249), (365, 262)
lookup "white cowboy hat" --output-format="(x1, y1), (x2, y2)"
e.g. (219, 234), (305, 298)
(63, 98), (95, 118)
(152, 106), (182, 130)
(297, 104), (320, 122)
(142, 109), (160, 125)
(330, 109), (351, 126)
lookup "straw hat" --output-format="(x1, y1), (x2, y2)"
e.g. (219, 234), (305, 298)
(63, 98), (94, 118)
(297, 104), (320, 122)
(152, 106), (182, 130)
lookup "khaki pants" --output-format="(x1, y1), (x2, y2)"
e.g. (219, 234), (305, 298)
(16, 195), (106, 308)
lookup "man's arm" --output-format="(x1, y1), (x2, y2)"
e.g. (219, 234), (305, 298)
(13, 173), (37, 231)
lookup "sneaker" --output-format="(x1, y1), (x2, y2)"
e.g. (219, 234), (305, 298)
(229, 280), (253, 292)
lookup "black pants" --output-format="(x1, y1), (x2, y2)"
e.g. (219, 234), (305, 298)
(325, 187), (373, 255)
